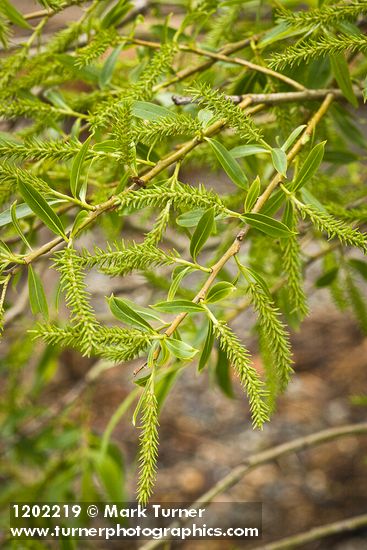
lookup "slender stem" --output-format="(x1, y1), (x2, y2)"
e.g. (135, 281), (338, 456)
(0, 274), (11, 323)
(238, 93), (334, 233)
(139, 422), (367, 550)
(174, 258), (211, 273)
(152, 36), (260, 91)
(7, 196), (119, 274)
(162, 94), (334, 338)
(50, 190), (95, 211)
(138, 97), (253, 185)
(23, 9), (50, 21)
(181, 46), (306, 91)
(119, 35), (303, 91)
(172, 87), (364, 106)
(258, 513), (367, 550)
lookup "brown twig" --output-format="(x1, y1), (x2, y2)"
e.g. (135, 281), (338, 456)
(256, 513), (367, 550)
(172, 87), (364, 106)
(162, 94), (334, 339)
(139, 421), (367, 550)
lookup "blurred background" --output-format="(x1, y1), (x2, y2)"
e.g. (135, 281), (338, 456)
(1, 1), (367, 549)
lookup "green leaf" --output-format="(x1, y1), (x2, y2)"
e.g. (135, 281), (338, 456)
(215, 346), (234, 398)
(132, 101), (172, 120)
(242, 213), (293, 238)
(91, 449), (125, 501)
(10, 201), (31, 250)
(176, 209), (204, 227)
(93, 140), (119, 153)
(198, 108), (214, 127)
(0, 200), (63, 228)
(271, 147), (287, 177)
(44, 89), (71, 111)
(155, 365), (181, 411)
(349, 259), (367, 280)
(152, 300), (204, 313)
(198, 320), (214, 371)
(281, 125), (306, 152)
(245, 176), (261, 212)
(1, 0), (32, 29)
(315, 267), (339, 288)
(71, 210), (89, 237)
(18, 179), (66, 239)
(330, 53), (358, 108)
(301, 188), (327, 212)
(70, 136), (92, 199)
(168, 266), (192, 301)
(230, 144), (269, 158)
(123, 298), (163, 322)
(190, 207), (215, 261)
(242, 266), (272, 297)
(0, 239), (11, 257)
(332, 104), (365, 148)
(260, 189), (286, 217)
(165, 338), (198, 360)
(206, 282), (235, 303)
(282, 200), (294, 229)
(99, 44), (123, 88)
(290, 142), (326, 192)
(101, 0), (131, 29)
(259, 21), (302, 47)
(108, 295), (154, 332)
(207, 138), (248, 189)
(28, 265), (49, 320)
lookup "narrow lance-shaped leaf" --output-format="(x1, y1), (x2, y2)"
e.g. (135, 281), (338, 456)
(10, 201), (31, 250)
(198, 320), (214, 371)
(315, 267), (339, 288)
(206, 282), (236, 303)
(71, 210), (89, 237)
(168, 266), (192, 301)
(230, 144), (269, 158)
(132, 101), (172, 120)
(207, 138), (248, 189)
(70, 136), (92, 199)
(330, 53), (358, 108)
(108, 295), (154, 332)
(176, 209), (205, 228)
(271, 147), (287, 177)
(245, 176), (261, 212)
(18, 179), (66, 239)
(101, 0), (131, 29)
(290, 141), (326, 192)
(190, 207), (215, 261)
(99, 44), (124, 89)
(281, 125), (307, 152)
(349, 259), (367, 281)
(1, 0), (32, 29)
(152, 300), (204, 313)
(215, 345), (234, 398)
(242, 213), (293, 238)
(28, 265), (49, 320)
(165, 338), (199, 360)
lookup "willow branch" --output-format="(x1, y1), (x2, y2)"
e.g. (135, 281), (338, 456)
(139, 421), (367, 550)
(172, 87), (364, 106)
(257, 513), (367, 550)
(163, 94), (334, 338)
(152, 35), (260, 91)
(119, 35), (303, 91)
(3, 91), (332, 296)
(225, 240), (340, 322)
(180, 45), (305, 91)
